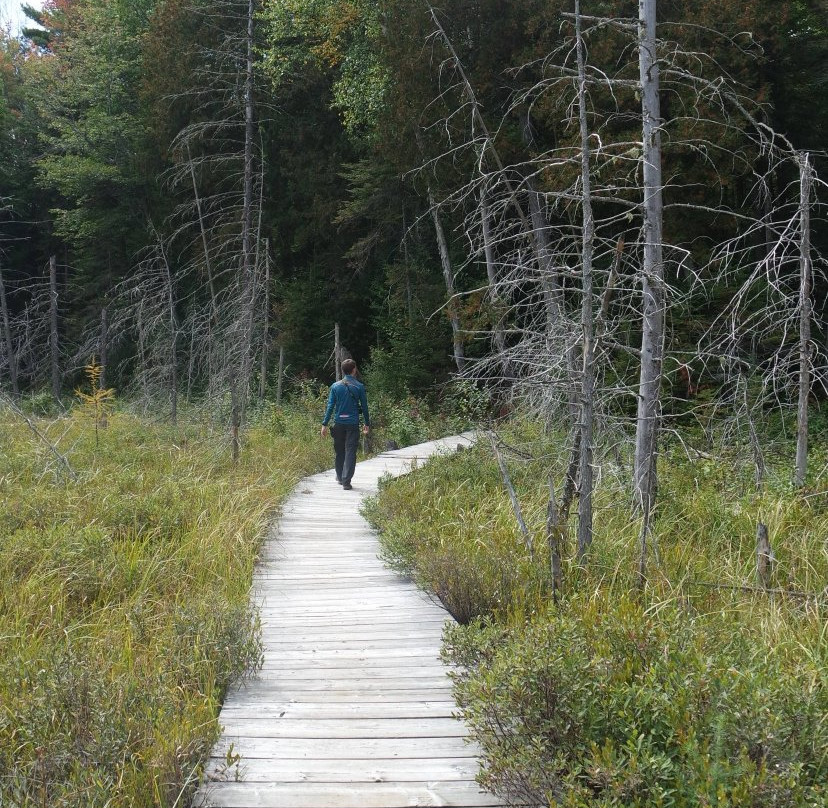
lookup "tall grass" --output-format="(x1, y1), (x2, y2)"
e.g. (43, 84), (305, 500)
(366, 420), (828, 807)
(0, 401), (330, 807)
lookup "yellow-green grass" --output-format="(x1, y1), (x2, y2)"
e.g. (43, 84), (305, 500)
(0, 404), (330, 807)
(366, 421), (828, 806)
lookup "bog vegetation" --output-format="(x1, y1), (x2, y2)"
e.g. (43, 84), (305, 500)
(367, 418), (828, 807)
(0, 393), (337, 807)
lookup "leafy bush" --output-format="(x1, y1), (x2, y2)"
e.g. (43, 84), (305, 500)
(445, 596), (828, 807)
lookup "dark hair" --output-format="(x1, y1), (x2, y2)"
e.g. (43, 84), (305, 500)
(342, 358), (357, 376)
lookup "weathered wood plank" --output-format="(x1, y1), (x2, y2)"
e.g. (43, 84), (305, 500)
(218, 701), (458, 720)
(203, 756), (479, 783)
(216, 717), (469, 739)
(225, 687), (457, 704)
(211, 736), (481, 759)
(196, 781), (501, 808)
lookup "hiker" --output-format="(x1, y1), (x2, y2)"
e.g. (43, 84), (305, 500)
(320, 358), (370, 490)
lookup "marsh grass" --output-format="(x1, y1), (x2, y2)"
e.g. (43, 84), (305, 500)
(366, 420), (828, 806)
(0, 402), (330, 807)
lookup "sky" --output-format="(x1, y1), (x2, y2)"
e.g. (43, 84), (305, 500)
(0, 0), (42, 35)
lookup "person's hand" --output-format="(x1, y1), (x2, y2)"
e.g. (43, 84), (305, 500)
(362, 425), (370, 435)
(320, 425), (328, 437)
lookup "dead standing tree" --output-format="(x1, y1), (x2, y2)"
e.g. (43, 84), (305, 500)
(633, 0), (665, 584)
(159, 0), (266, 456)
(697, 148), (826, 491)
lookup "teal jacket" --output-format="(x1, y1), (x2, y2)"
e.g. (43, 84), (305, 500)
(321, 375), (370, 427)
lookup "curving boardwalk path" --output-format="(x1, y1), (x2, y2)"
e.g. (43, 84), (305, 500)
(195, 434), (505, 808)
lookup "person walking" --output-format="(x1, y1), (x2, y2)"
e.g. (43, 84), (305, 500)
(320, 358), (370, 490)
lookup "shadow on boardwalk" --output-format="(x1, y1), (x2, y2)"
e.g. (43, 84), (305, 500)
(194, 433), (506, 808)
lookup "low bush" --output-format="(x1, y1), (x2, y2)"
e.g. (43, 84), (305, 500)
(445, 596), (827, 807)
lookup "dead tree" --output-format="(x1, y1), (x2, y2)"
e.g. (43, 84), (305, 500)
(160, 0), (267, 454)
(574, 0), (597, 561)
(0, 257), (19, 397)
(795, 152), (813, 489)
(633, 0), (665, 533)
(49, 255), (60, 402)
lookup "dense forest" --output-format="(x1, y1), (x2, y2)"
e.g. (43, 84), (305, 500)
(2, 0), (828, 805)
(1, 0), (826, 403)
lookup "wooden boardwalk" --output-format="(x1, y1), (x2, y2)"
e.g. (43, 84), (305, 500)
(195, 434), (505, 808)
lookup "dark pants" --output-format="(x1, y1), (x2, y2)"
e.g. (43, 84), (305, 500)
(331, 424), (360, 485)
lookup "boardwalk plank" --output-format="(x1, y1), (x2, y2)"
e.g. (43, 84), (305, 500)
(197, 781), (501, 808)
(194, 434), (505, 808)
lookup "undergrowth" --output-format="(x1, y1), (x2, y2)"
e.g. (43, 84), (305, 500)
(365, 420), (828, 807)
(0, 401), (330, 807)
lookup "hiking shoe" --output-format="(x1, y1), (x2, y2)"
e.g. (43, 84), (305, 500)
(342, 483), (352, 490)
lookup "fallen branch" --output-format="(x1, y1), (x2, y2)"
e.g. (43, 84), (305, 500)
(1, 395), (78, 481)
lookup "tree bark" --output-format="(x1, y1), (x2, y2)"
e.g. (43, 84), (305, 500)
(259, 238), (270, 400)
(794, 151), (812, 489)
(276, 344), (285, 403)
(575, 0), (597, 561)
(633, 0), (665, 524)
(49, 255), (61, 402)
(481, 189), (512, 381)
(0, 259), (19, 397)
(428, 190), (465, 373)
(756, 522), (772, 588)
(335, 322), (342, 380)
(239, 0), (257, 390)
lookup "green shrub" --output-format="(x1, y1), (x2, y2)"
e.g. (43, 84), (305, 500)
(444, 595), (828, 808)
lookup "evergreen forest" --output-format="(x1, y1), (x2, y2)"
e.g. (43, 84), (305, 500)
(1, 0), (828, 805)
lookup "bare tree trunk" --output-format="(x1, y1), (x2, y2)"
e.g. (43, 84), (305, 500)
(560, 427), (581, 522)
(756, 522), (773, 588)
(159, 238), (179, 425)
(335, 322), (342, 380)
(228, 0), (258, 461)
(481, 190), (512, 381)
(187, 143), (219, 325)
(522, 113), (564, 333)
(276, 344), (285, 403)
(794, 151), (812, 489)
(259, 238), (270, 400)
(488, 431), (532, 556)
(239, 0), (257, 385)
(428, 190), (465, 373)
(0, 259), (19, 397)
(49, 255), (61, 402)
(546, 473), (564, 599)
(99, 306), (108, 390)
(575, 0), (596, 561)
(633, 0), (665, 524)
